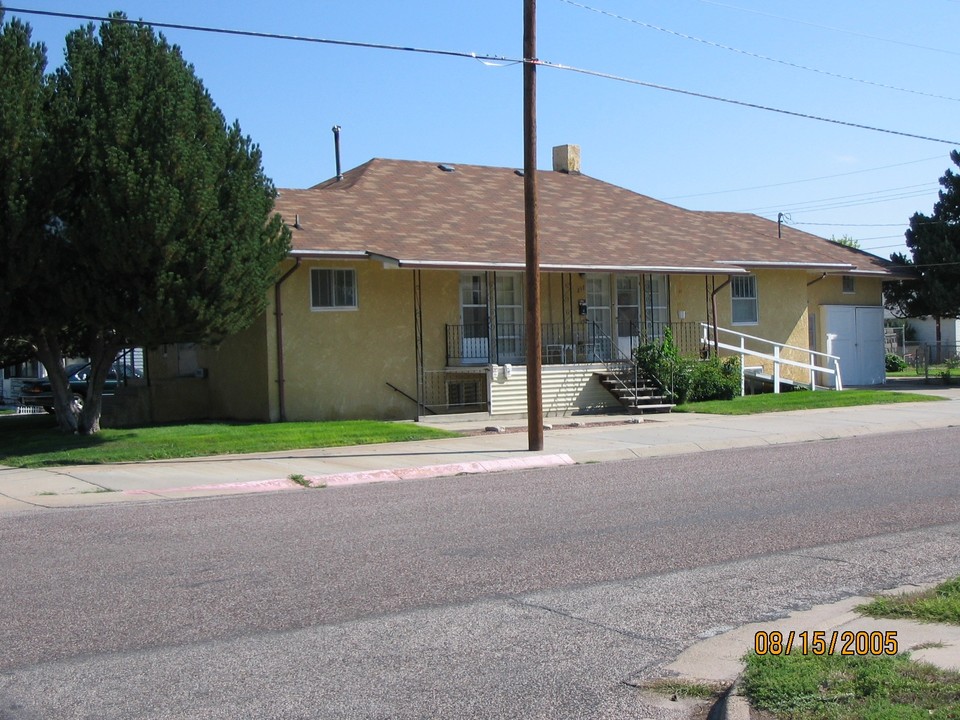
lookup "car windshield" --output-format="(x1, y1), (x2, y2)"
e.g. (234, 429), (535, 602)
(64, 363), (92, 381)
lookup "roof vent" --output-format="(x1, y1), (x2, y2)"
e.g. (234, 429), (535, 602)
(437, 164), (456, 172)
(514, 169), (525, 177)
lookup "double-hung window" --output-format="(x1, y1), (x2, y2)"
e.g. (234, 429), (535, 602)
(731, 274), (758, 325)
(311, 268), (357, 310)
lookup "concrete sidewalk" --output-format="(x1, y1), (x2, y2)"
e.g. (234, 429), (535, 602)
(1, 381), (958, 513)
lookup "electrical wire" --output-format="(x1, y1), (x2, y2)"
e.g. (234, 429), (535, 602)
(1, 6), (516, 64)
(557, 0), (960, 102)
(6, 6), (960, 146)
(793, 222), (911, 228)
(693, 0), (960, 58)
(536, 58), (960, 145)
(665, 155), (947, 200)
(753, 190), (936, 215)
(745, 182), (939, 213)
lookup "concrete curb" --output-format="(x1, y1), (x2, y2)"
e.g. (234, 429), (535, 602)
(304, 454), (576, 488)
(122, 477), (301, 497)
(118, 454), (577, 497)
(719, 678), (751, 720)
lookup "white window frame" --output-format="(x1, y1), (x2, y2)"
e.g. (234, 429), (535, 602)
(310, 268), (358, 311)
(731, 274), (758, 325)
(842, 275), (855, 294)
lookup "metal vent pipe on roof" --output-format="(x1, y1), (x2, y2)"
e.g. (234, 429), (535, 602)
(332, 125), (343, 181)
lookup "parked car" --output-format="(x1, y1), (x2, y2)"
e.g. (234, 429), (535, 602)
(18, 361), (143, 414)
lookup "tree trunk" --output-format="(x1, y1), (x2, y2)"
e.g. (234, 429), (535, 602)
(33, 332), (78, 433)
(77, 335), (122, 435)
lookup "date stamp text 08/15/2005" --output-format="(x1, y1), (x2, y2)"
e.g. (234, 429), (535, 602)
(754, 630), (898, 656)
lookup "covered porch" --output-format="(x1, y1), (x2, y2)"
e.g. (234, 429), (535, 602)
(415, 269), (710, 417)
(444, 319), (704, 367)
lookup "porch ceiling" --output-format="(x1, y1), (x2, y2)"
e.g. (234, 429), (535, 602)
(276, 158), (895, 277)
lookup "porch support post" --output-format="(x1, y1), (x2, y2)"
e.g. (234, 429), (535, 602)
(523, 0), (544, 450)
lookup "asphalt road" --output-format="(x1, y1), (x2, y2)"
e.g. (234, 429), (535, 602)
(3, 427), (960, 719)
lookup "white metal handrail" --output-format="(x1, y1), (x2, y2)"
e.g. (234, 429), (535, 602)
(701, 323), (843, 393)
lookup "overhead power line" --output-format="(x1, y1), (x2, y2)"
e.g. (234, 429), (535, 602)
(6, 6), (960, 146)
(2, 6), (517, 64)
(754, 189), (935, 215)
(793, 222), (910, 228)
(558, 0), (960, 102)
(666, 155), (947, 200)
(694, 0), (960, 57)
(746, 182), (939, 213)
(535, 59), (960, 145)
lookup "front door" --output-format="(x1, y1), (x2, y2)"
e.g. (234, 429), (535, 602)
(495, 272), (524, 363)
(460, 273), (489, 364)
(616, 276), (640, 358)
(585, 274), (612, 361)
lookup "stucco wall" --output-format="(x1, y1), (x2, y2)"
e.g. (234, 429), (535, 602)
(206, 314), (272, 421)
(670, 275), (711, 328)
(420, 269), (460, 372)
(705, 270), (811, 383)
(278, 259), (418, 421)
(147, 313), (272, 423)
(809, 274), (882, 307)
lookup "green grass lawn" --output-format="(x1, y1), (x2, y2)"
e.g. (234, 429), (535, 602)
(675, 389), (945, 415)
(742, 651), (960, 719)
(0, 414), (459, 468)
(858, 577), (960, 626)
(885, 368), (925, 378)
(887, 366), (958, 382)
(742, 577), (960, 719)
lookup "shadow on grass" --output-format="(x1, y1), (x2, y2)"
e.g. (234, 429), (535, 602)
(0, 413), (116, 463)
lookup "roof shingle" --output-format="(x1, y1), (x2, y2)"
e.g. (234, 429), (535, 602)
(273, 158), (894, 276)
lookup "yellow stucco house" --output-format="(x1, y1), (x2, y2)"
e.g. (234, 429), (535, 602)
(147, 146), (896, 423)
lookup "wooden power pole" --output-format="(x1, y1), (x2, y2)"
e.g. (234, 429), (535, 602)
(523, 0), (544, 451)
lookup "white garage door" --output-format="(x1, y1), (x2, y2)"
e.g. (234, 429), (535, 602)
(822, 305), (885, 386)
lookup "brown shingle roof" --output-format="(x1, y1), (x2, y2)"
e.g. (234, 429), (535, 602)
(274, 158), (894, 276)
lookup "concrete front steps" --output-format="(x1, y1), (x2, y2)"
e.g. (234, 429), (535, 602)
(595, 369), (675, 414)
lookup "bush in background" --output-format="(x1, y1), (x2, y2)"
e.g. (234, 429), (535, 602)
(885, 353), (908, 372)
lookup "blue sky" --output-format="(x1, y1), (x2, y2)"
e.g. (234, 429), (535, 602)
(5, 1), (959, 260)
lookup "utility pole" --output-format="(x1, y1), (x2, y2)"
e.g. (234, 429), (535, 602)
(523, 0), (544, 451)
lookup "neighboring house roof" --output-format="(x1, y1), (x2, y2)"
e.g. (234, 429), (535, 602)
(274, 158), (895, 276)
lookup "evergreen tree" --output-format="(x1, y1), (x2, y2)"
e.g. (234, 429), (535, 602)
(0, 9), (51, 366)
(884, 151), (960, 342)
(2, 13), (291, 433)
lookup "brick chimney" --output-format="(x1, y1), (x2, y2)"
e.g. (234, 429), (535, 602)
(552, 144), (581, 174)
